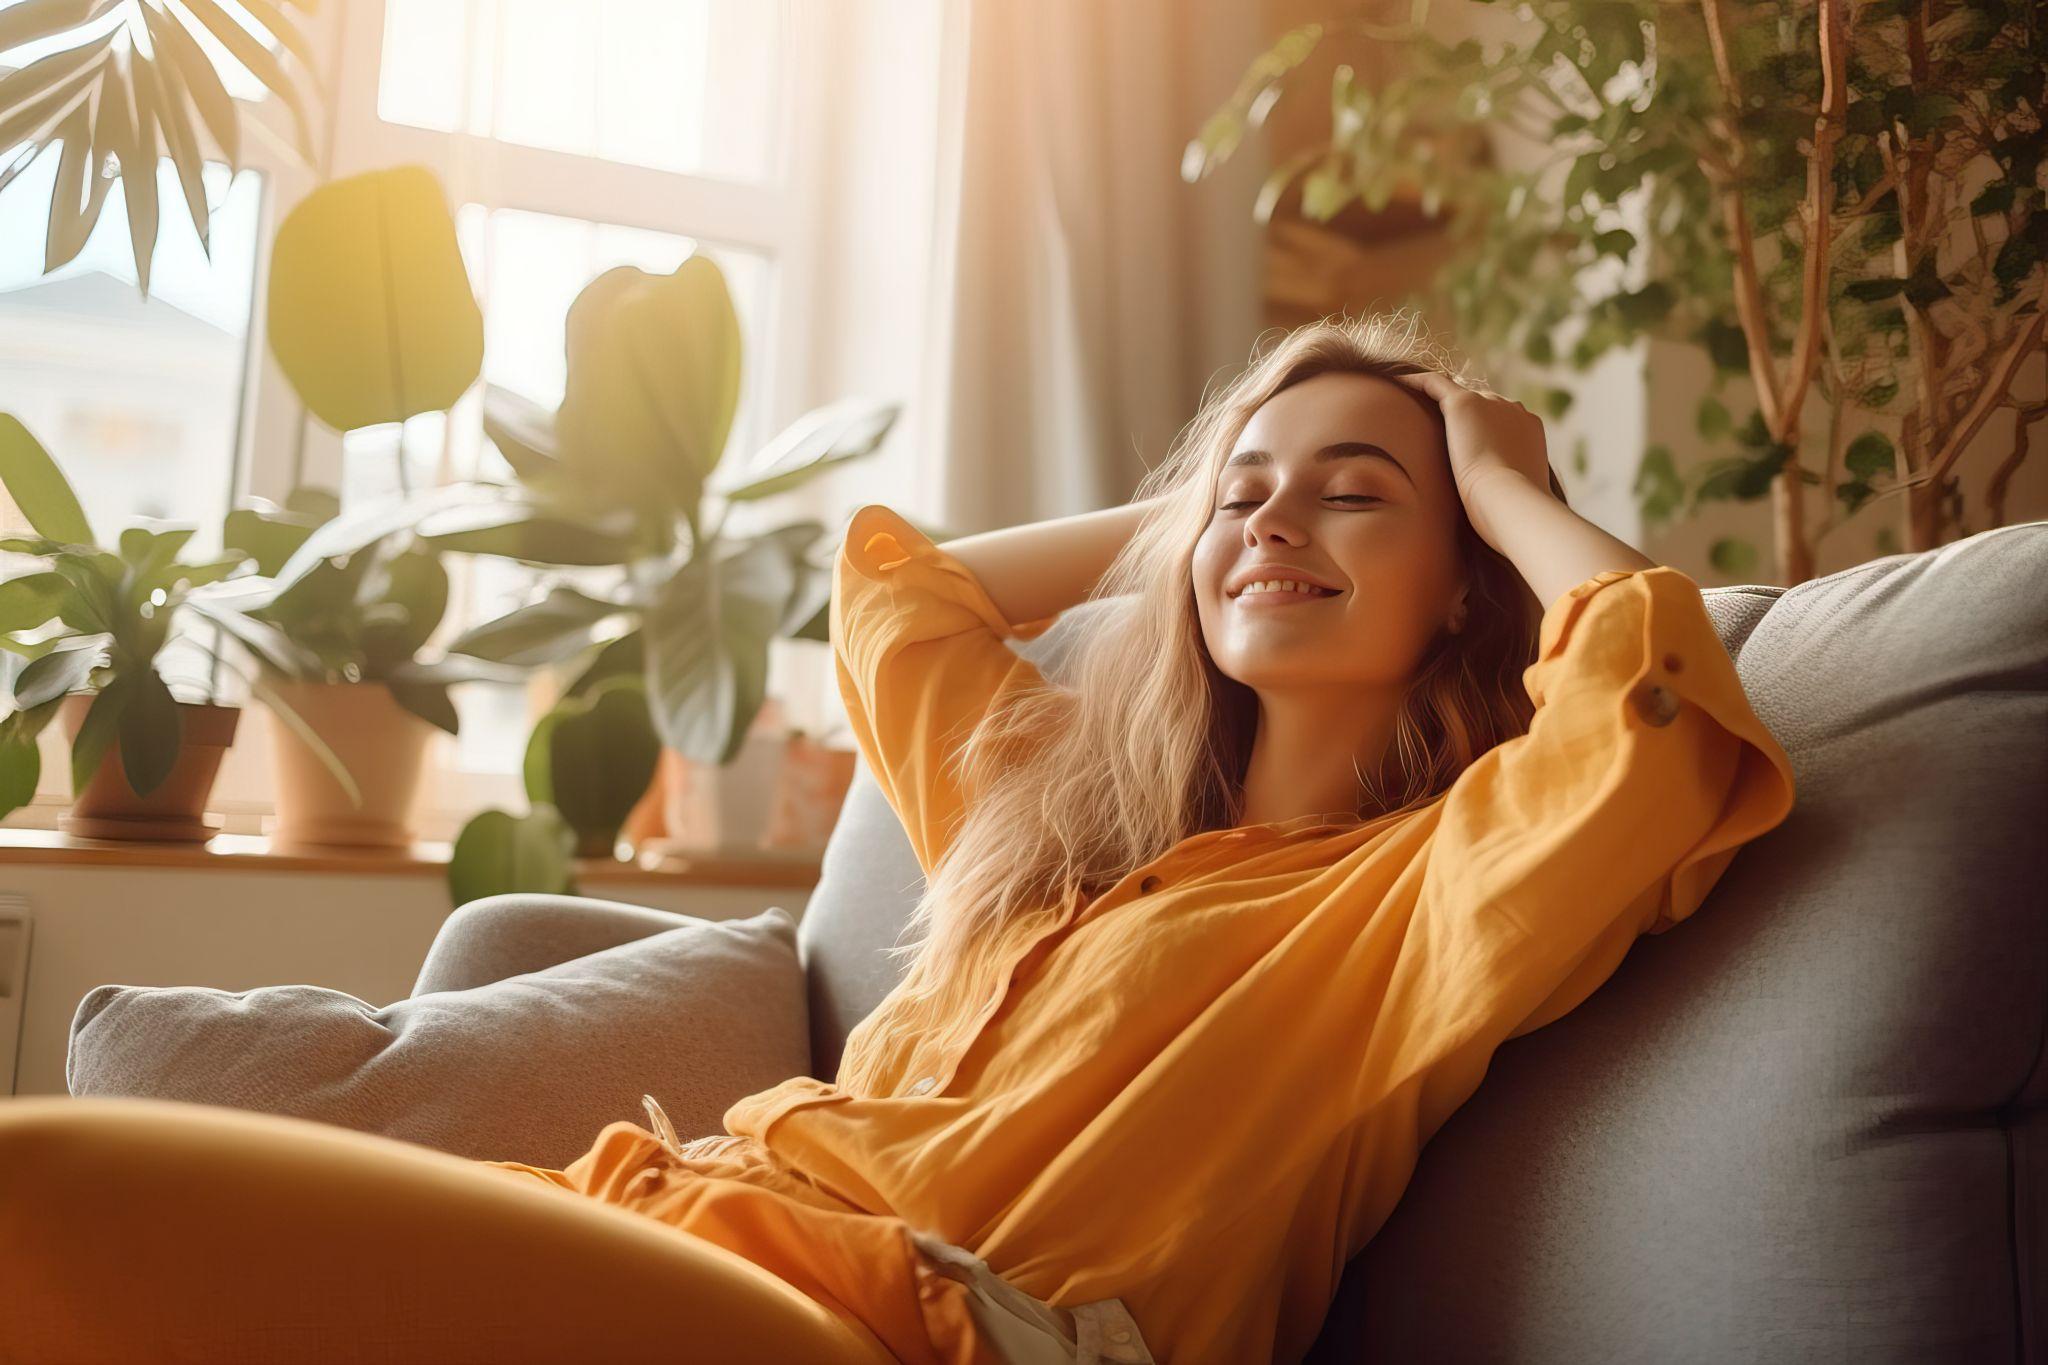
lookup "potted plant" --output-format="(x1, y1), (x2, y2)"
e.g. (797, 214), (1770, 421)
(199, 161), (493, 848)
(212, 490), (510, 850)
(444, 675), (664, 906)
(422, 253), (895, 873)
(0, 414), (312, 840)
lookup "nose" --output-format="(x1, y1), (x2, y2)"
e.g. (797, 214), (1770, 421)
(1242, 496), (1308, 547)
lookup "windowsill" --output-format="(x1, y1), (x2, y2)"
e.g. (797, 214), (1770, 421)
(0, 827), (821, 888)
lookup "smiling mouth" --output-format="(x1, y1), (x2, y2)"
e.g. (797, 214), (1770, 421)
(1231, 584), (1342, 606)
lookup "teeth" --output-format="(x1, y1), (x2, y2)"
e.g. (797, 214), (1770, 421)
(1238, 579), (1333, 597)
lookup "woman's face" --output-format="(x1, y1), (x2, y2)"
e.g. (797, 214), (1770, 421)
(1192, 371), (1470, 693)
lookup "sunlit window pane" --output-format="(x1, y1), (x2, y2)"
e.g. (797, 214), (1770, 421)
(375, 0), (783, 182)
(373, 0), (466, 133)
(0, 153), (261, 546)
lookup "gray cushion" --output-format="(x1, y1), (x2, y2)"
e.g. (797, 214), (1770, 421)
(1315, 520), (2048, 1362)
(67, 903), (812, 1168)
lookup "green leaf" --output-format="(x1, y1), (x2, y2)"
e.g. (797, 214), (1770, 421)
(177, 0), (318, 161)
(42, 99), (113, 274)
(186, 597), (322, 677)
(1695, 394), (1732, 440)
(358, 545), (449, 667)
(1844, 430), (1896, 479)
(224, 504), (322, 576)
(140, 0), (238, 170)
(0, 413), (95, 545)
(446, 806), (577, 908)
(67, 677), (127, 797)
(564, 630), (644, 698)
(266, 165), (484, 432)
(643, 531), (800, 765)
(554, 255), (742, 521)
(14, 636), (105, 708)
(140, 41), (209, 255)
(711, 398), (900, 502)
(414, 500), (635, 567)
(480, 383), (562, 480)
(386, 680), (459, 736)
(447, 587), (624, 667)
(0, 734), (39, 817)
(1708, 537), (1759, 577)
(523, 678), (662, 854)
(0, 571), (68, 632)
(116, 668), (181, 797)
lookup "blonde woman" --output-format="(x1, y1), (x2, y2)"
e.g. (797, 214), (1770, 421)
(0, 312), (1796, 1365)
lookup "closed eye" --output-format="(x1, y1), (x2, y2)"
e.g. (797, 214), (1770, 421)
(1219, 495), (1383, 511)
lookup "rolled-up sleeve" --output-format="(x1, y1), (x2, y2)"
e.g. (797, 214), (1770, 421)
(1422, 565), (1797, 1038)
(830, 503), (1060, 877)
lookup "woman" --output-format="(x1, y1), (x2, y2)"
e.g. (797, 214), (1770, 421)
(0, 312), (1797, 1364)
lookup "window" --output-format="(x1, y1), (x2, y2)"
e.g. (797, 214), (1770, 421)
(0, 159), (262, 543)
(1, 0), (808, 837)
(376, 0), (784, 183)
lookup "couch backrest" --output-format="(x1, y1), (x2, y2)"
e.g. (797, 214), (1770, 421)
(1312, 521), (2048, 1362)
(798, 524), (2048, 1360)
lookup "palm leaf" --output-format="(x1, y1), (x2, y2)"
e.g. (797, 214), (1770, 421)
(139, 44), (210, 255)
(142, 0), (238, 168)
(41, 97), (112, 273)
(173, 0), (317, 161)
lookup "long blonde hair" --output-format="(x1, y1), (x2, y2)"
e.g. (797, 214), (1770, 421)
(879, 309), (1571, 1040)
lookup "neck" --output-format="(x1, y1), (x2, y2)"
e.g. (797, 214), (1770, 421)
(1235, 685), (1404, 827)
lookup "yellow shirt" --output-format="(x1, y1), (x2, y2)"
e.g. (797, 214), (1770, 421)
(723, 502), (1798, 1363)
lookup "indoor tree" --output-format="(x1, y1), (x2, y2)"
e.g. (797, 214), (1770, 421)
(1185, 0), (2045, 582)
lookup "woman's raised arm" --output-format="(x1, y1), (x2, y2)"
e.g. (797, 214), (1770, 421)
(936, 494), (1168, 628)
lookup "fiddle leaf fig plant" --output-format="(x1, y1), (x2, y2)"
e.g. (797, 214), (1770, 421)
(431, 254), (899, 768)
(0, 413), (313, 815)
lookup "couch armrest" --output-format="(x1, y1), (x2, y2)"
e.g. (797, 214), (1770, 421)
(413, 894), (693, 997)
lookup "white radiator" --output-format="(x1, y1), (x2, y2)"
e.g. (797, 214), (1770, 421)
(0, 895), (31, 1096)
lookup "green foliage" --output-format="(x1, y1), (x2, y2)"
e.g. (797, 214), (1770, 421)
(265, 166), (485, 433)
(446, 806), (577, 908)
(521, 677), (662, 857)
(1187, 0), (2047, 551)
(0, 0), (322, 296)
(438, 256), (897, 768)
(0, 414), (286, 815)
(215, 494), (511, 735)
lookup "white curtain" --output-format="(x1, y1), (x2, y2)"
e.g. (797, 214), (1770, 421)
(773, 0), (1267, 742)
(787, 0), (1269, 532)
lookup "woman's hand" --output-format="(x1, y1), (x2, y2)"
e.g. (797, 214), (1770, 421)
(1387, 369), (1556, 512)
(1391, 369), (1656, 603)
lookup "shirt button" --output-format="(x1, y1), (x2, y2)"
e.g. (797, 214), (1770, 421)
(906, 1076), (937, 1096)
(1634, 682), (1680, 726)
(1139, 875), (1161, 893)
(1110, 1326), (1134, 1343)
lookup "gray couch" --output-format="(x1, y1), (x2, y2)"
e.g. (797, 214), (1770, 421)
(78, 519), (2048, 1361)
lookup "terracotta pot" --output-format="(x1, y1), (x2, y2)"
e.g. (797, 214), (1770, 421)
(264, 680), (436, 850)
(59, 694), (241, 842)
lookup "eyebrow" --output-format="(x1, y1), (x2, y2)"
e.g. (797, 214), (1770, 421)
(1223, 442), (1414, 486)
